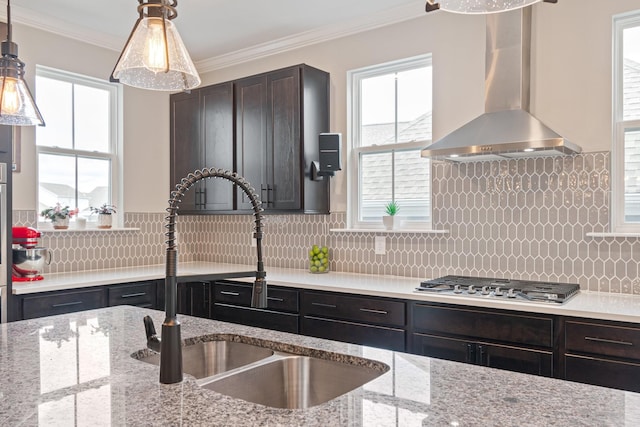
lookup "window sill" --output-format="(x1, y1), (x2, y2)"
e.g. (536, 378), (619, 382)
(40, 227), (140, 233)
(586, 232), (640, 238)
(329, 228), (448, 235)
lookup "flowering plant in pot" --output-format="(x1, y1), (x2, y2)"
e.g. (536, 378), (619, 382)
(89, 204), (117, 229)
(40, 203), (79, 229)
(382, 201), (399, 230)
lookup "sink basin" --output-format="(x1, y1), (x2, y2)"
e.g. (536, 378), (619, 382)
(200, 354), (385, 409)
(135, 340), (274, 379)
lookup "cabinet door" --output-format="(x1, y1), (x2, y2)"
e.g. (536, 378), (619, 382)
(201, 83), (234, 211)
(564, 354), (640, 393)
(266, 67), (301, 210)
(235, 75), (267, 210)
(412, 333), (475, 364)
(214, 303), (299, 334)
(479, 342), (553, 377)
(170, 90), (202, 210)
(302, 315), (405, 351)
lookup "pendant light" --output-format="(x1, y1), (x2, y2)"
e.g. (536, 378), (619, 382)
(0, 0), (44, 126)
(425, 0), (557, 14)
(111, 0), (200, 91)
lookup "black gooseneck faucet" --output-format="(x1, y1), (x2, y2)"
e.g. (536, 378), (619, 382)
(150, 168), (267, 384)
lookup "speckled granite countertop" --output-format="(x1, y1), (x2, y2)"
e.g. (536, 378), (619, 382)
(13, 262), (640, 324)
(1, 305), (638, 426)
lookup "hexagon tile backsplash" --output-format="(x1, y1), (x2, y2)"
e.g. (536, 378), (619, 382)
(12, 152), (640, 294)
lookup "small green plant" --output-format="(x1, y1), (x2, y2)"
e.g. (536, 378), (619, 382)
(40, 203), (78, 221)
(89, 203), (117, 215)
(385, 201), (399, 216)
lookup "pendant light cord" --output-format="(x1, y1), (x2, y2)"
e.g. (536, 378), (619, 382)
(6, 0), (11, 42)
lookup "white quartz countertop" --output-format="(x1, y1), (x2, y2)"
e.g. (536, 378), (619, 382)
(1, 305), (638, 426)
(13, 262), (640, 323)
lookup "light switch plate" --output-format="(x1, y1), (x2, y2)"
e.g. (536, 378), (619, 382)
(250, 235), (257, 247)
(375, 236), (386, 255)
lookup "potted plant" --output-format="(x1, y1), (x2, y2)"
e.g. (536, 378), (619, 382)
(40, 203), (79, 229)
(383, 201), (399, 230)
(90, 204), (117, 229)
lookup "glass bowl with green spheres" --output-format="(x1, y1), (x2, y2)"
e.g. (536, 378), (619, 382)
(308, 244), (329, 273)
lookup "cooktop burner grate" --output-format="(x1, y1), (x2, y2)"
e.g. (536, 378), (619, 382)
(416, 275), (580, 304)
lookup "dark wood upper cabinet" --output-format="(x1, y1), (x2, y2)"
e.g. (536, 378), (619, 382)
(201, 83), (234, 211)
(170, 90), (201, 210)
(235, 74), (268, 211)
(170, 82), (234, 213)
(170, 64), (330, 214)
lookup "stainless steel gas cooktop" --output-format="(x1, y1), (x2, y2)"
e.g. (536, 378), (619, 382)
(415, 275), (580, 304)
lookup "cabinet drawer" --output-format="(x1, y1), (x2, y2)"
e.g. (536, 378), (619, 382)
(565, 354), (640, 393)
(22, 289), (104, 320)
(214, 281), (298, 312)
(301, 292), (405, 327)
(214, 303), (299, 334)
(412, 303), (553, 348)
(108, 282), (156, 308)
(302, 316), (405, 351)
(565, 321), (640, 360)
(412, 332), (553, 377)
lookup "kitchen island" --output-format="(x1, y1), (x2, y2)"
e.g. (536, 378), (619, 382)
(1, 305), (638, 426)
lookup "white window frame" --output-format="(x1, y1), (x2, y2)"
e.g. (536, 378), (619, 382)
(347, 55), (433, 230)
(612, 12), (640, 233)
(35, 65), (123, 227)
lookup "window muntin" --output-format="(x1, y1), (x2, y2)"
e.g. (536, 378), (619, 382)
(349, 56), (432, 228)
(36, 66), (120, 224)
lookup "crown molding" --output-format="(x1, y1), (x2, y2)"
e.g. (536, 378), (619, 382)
(3, 5), (124, 52)
(195, 1), (425, 73)
(3, 1), (425, 73)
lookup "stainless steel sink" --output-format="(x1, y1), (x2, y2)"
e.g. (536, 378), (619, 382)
(134, 336), (388, 408)
(200, 354), (386, 409)
(135, 340), (274, 379)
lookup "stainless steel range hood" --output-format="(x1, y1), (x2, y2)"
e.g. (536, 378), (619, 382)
(421, 7), (581, 162)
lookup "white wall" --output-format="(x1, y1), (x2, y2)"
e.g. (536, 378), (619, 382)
(11, 23), (170, 213)
(532, 0), (640, 153)
(10, 0), (640, 214)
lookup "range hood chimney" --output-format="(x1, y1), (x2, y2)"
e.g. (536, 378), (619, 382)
(421, 7), (581, 162)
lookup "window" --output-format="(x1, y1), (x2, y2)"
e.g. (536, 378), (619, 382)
(36, 66), (121, 225)
(348, 55), (432, 229)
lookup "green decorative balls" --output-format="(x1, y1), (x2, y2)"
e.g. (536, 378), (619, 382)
(309, 245), (329, 273)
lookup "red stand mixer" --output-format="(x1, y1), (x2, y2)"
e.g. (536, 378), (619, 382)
(12, 227), (52, 281)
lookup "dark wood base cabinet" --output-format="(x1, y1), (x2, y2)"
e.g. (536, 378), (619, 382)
(412, 332), (553, 376)
(14, 280), (161, 321)
(211, 281), (300, 333)
(300, 291), (407, 351)
(302, 315), (405, 351)
(13, 277), (640, 394)
(410, 302), (555, 377)
(561, 318), (640, 393)
(214, 303), (298, 334)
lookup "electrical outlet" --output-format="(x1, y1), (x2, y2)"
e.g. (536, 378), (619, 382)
(250, 235), (257, 247)
(374, 236), (386, 255)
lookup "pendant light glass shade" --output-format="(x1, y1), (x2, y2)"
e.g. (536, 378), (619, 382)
(0, 0), (44, 126)
(427, 0), (543, 14)
(111, 0), (200, 91)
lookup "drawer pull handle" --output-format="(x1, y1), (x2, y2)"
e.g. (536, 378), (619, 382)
(311, 302), (337, 308)
(52, 301), (83, 308)
(220, 291), (240, 296)
(359, 308), (388, 315)
(268, 297), (284, 302)
(121, 292), (147, 298)
(584, 336), (634, 346)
